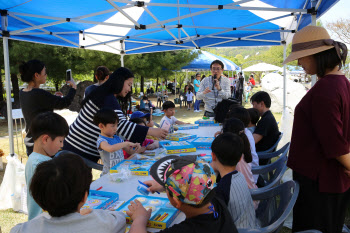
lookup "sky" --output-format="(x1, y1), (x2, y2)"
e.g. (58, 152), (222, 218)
(319, 0), (349, 24)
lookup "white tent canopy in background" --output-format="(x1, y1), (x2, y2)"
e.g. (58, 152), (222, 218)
(243, 62), (281, 72)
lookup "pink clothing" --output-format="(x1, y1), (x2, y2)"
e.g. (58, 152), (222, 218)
(236, 158), (257, 190)
(142, 139), (154, 147)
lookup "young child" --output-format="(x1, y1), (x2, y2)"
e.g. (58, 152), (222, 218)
(11, 152), (127, 233)
(123, 118), (159, 158)
(222, 118), (258, 190)
(247, 108), (260, 134)
(127, 155), (239, 233)
(159, 101), (188, 133)
(130, 110), (154, 128)
(245, 82), (251, 103)
(93, 108), (141, 176)
(139, 96), (154, 111)
(25, 111), (69, 220)
(186, 86), (194, 110)
(211, 132), (259, 229)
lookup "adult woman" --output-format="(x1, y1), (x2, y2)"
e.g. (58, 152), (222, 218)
(193, 73), (202, 112)
(283, 26), (350, 233)
(63, 67), (168, 162)
(19, 60), (76, 156)
(84, 66), (110, 97)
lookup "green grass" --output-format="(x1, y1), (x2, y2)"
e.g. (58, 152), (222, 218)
(0, 209), (28, 233)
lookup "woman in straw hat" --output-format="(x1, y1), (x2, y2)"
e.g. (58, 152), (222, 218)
(284, 26), (350, 233)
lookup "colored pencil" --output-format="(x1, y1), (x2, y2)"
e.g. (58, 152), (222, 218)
(156, 213), (167, 221)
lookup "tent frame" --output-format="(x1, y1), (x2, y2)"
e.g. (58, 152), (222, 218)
(0, 0), (322, 161)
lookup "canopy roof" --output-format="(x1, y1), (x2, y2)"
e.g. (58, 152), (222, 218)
(0, 0), (338, 55)
(243, 62), (281, 72)
(182, 50), (239, 70)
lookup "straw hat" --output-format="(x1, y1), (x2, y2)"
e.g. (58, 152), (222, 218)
(283, 26), (334, 64)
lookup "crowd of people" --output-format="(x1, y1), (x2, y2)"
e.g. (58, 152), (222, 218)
(9, 26), (350, 233)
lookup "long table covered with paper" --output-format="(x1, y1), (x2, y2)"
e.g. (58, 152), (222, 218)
(90, 122), (221, 232)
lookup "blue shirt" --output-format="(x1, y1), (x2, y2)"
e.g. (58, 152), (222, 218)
(25, 152), (51, 220)
(194, 79), (200, 93)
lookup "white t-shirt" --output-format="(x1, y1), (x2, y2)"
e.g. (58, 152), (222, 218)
(186, 92), (194, 101)
(159, 115), (178, 133)
(10, 210), (126, 233)
(244, 128), (259, 183)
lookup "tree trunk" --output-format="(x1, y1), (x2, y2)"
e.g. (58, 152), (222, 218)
(156, 77), (159, 92)
(141, 76), (145, 94)
(10, 73), (20, 108)
(55, 82), (59, 91)
(0, 75), (4, 102)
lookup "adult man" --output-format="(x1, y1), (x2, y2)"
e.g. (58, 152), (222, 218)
(251, 91), (280, 164)
(196, 60), (231, 117)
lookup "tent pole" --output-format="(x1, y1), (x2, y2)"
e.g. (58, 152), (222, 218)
(121, 54), (125, 67)
(310, 0), (317, 87)
(283, 43), (287, 114)
(1, 12), (15, 160)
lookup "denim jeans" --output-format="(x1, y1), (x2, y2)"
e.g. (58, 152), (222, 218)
(194, 91), (201, 110)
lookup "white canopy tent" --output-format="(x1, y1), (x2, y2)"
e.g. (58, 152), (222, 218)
(243, 62), (282, 72)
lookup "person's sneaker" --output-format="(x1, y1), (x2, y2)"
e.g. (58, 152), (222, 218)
(198, 110), (203, 112)
(194, 110), (199, 113)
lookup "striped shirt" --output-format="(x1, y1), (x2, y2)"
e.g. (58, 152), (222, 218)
(216, 171), (259, 229)
(196, 76), (231, 113)
(63, 94), (148, 162)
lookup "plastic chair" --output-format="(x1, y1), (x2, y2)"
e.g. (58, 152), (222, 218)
(251, 150), (288, 191)
(258, 142), (290, 165)
(55, 150), (103, 171)
(239, 180), (300, 233)
(257, 132), (283, 154)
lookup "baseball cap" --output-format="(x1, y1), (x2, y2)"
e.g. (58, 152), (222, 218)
(150, 155), (216, 205)
(130, 111), (150, 120)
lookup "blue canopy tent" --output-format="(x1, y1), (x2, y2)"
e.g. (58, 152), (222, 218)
(182, 50), (239, 71)
(0, 0), (339, 158)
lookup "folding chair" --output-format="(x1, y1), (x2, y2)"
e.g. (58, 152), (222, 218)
(239, 180), (300, 233)
(55, 150), (103, 171)
(252, 149), (288, 191)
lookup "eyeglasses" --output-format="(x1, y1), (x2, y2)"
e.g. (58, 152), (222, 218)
(211, 67), (222, 71)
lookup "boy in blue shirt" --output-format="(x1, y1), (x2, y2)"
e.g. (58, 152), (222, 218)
(93, 108), (141, 176)
(25, 111), (69, 220)
(11, 152), (127, 233)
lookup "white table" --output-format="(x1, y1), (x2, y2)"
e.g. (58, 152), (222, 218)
(90, 126), (221, 231)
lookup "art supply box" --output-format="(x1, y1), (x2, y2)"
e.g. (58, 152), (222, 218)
(81, 190), (119, 210)
(159, 141), (196, 154)
(191, 137), (215, 149)
(165, 132), (197, 141)
(110, 160), (155, 176)
(117, 195), (180, 229)
(194, 119), (220, 126)
(176, 124), (199, 130)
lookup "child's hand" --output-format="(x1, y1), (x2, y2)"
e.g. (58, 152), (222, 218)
(143, 180), (165, 193)
(80, 208), (92, 215)
(137, 147), (147, 154)
(214, 131), (221, 137)
(146, 142), (158, 150)
(128, 142), (141, 151)
(126, 200), (151, 222)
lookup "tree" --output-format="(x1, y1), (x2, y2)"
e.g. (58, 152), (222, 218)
(326, 18), (350, 45)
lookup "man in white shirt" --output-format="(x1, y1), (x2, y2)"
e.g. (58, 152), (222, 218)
(196, 60), (231, 117)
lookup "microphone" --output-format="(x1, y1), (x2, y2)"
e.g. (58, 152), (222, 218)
(212, 74), (217, 90)
(213, 74), (217, 80)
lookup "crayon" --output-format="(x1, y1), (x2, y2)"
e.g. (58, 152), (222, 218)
(153, 214), (161, 221)
(156, 212), (167, 221)
(159, 213), (169, 222)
